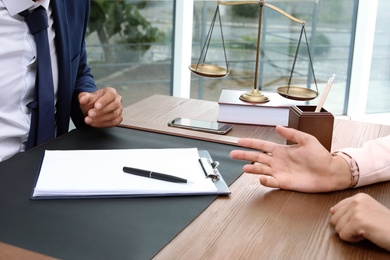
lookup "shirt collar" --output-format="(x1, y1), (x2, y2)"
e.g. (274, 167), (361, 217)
(2, 0), (35, 16)
(37, 0), (50, 12)
(2, 0), (50, 16)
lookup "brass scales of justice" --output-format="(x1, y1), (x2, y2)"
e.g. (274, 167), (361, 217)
(189, 0), (319, 103)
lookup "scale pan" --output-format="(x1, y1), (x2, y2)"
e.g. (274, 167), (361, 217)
(189, 64), (229, 78)
(277, 86), (318, 101)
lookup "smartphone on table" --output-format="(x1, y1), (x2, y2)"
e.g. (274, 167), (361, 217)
(168, 117), (233, 135)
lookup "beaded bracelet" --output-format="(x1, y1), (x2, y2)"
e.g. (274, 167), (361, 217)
(331, 151), (360, 188)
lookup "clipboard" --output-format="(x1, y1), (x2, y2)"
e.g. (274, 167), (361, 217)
(31, 148), (230, 199)
(198, 150), (230, 195)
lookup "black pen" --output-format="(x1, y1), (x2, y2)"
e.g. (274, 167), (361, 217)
(122, 166), (188, 183)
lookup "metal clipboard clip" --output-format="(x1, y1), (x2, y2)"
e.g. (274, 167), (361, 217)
(198, 157), (221, 182)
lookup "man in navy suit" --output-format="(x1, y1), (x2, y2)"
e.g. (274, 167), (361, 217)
(0, 0), (123, 161)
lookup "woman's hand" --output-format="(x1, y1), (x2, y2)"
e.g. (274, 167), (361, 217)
(330, 193), (390, 251)
(230, 125), (351, 192)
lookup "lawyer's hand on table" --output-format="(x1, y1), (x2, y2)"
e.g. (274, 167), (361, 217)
(229, 125), (390, 251)
(79, 87), (123, 127)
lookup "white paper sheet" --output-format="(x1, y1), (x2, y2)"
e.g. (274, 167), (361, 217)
(33, 148), (218, 197)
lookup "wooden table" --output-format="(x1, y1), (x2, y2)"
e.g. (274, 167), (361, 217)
(0, 242), (57, 260)
(2, 94), (390, 259)
(121, 94), (390, 259)
(121, 95), (390, 151)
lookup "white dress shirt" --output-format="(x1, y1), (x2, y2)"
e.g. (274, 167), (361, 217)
(0, 0), (58, 161)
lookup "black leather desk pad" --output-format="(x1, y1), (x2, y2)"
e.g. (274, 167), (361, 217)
(0, 127), (246, 259)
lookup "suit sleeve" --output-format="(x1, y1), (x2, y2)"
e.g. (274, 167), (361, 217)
(340, 135), (390, 187)
(70, 42), (96, 128)
(70, 1), (97, 128)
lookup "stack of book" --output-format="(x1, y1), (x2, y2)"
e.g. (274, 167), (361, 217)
(217, 89), (303, 126)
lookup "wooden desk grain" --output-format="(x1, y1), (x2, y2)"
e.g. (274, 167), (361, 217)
(0, 242), (58, 260)
(121, 95), (390, 259)
(122, 94), (390, 150)
(121, 95), (285, 145)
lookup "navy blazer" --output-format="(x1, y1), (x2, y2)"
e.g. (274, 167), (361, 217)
(51, 0), (97, 136)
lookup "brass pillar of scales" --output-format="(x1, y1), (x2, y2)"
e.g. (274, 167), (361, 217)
(190, 0), (319, 103)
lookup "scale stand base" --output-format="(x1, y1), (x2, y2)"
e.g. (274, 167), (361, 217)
(239, 89), (269, 103)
